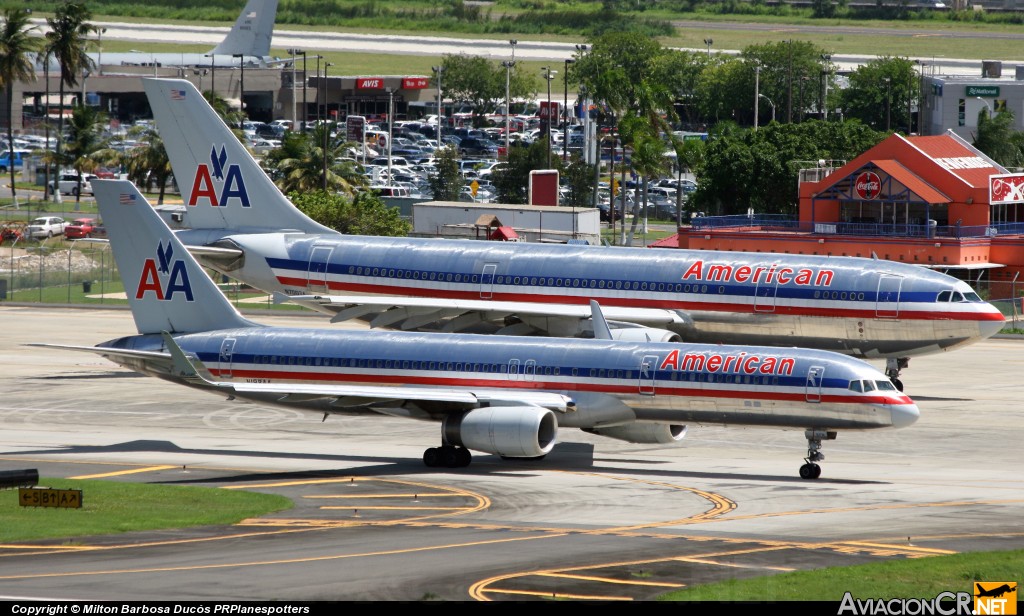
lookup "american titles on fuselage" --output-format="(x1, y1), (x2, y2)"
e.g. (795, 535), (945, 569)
(681, 260), (835, 287)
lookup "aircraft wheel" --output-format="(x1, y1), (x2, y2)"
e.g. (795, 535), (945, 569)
(456, 447), (472, 468)
(440, 446), (460, 468)
(423, 447), (440, 467)
(799, 463), (821, 479)
(892, 378), (904, 392)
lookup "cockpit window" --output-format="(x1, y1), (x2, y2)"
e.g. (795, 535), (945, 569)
(952, 292), (966, 302)
(848, 380), (863, 393)
(937, 290), (951, 302)
(875, 380), (898, 391)
(964, 291), (983, 302)
(862, 380), (876, 392)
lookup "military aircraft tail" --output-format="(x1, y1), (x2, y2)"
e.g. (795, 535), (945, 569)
(143, 77), (332, 235)
(92, 179), (259, 336)
(208, 0), (279, 59)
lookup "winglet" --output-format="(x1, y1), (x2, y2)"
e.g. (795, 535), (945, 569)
(589, 300), (613, 340)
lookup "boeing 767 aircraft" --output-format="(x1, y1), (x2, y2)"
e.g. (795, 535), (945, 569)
(143, 78), (1005, 391)
(33, 180), (920, 479)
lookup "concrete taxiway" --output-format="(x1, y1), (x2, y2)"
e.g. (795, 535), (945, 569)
(0, 306), (1022, 601)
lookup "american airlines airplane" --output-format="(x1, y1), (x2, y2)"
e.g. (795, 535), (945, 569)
(34, 179), (920, 480)
(37, 0), (279, 71)
(143, 78), (1005, 391)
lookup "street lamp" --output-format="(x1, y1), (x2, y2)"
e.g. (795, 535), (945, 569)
(232, 54), (245, 116)
(502, 60), (515, 158)
(432, 65), (445, 147)
(386, 87), (394, 187)
(315, 55), (321, 125)
(97, 28), (106, 76)
(976, 96), (992, 119)
(287, 48), (303, 129)
(541, 66), (557, 169)
(322, 62), (333, 191)
(704, 38), (713, 59)
(563, 58), (575, 162)
(820, 53), (831, 121)
(759, 93), (776, 123)
(754, 65), (760, 131)
(300, 50), (307, 132)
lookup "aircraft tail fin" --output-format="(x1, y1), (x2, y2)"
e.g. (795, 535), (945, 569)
(92, 179), (260, 336)
(143, 77), (333, 235)
(208, 0), (279, 58)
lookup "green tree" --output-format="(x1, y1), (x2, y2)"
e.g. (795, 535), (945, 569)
(426, 145), (462, 201)
(269, 125), (366, 195)
(841, 56), (918, 132)
(693, 120), (885, 216)
(290, 190), (410, 236)
(45, 1), (97, 200)
(439, 54), (539, 127)
(63, 103), (109, 205)
(973, 109), (1024, 168)
(493, 140), (552, 204)
(122, 124), (173, 204)
(561, 154), (595, 211)
(740, 40), (833, 125)
(0, 8), (39, 209)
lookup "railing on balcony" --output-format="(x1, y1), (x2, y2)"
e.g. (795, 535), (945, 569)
(691, 215), (1024, 239)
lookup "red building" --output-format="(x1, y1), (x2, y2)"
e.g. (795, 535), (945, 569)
(678, 132), (1024, 300)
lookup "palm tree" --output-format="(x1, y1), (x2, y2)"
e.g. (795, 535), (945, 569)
(122, 124), (172, 204)
(45, 2), (96, 201)
(63, 103), (108, 205)
(271, 125), (366, 195)
(0, 8), (39, 209)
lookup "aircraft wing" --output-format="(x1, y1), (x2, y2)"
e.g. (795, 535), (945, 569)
(27, 343), (176, 372)
(286, 294), (691, 334)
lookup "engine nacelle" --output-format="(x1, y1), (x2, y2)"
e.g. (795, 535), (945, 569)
(608, 326), (681, 343)
(443, 406), (558, 458)
(585, 423), (687, 445)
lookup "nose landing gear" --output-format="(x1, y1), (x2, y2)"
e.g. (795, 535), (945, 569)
(800, 429), (837, 479)
(885, 357), (909, 392)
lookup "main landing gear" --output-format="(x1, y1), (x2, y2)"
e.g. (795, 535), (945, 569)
(423, 444), (472, 468)
(800, 429), (837, 479)
(886, 357), (909, 392)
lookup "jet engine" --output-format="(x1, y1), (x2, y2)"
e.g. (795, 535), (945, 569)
(607, 327), (681, 343)
(584, 423), (687, 444)
(443, 405), (558, 458)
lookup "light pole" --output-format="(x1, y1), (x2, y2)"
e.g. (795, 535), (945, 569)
(704, 38), (713, 59)
(502, 59), (514, 158)
(507, 39), (518, 155)
(884, 77), (891, 131)
(432, 65), (445, 147)
(820, 53), (831, 121)
(97, 28), (106, 76)
(322, 62), (333, 192)
(287, 48), (303, 129)
(976, 96), (992, 119)
(386, 87), (394, 187)
(315, 55), (321, 126)
(754, 64), (760, 131)
(232, 54), (245, 117)
(563, 58), (575, 162)
(759, 93), (776, 123)
(300, 50), (307, 132)
(541, 66), (557, 169)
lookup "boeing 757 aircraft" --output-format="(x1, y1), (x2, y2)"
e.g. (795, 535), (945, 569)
(34, 180), (919, 479)
(37, 0), (279, 71)
(143, 78), (1005, 390)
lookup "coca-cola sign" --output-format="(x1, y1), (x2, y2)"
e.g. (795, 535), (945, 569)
(854, 171), (881, 200)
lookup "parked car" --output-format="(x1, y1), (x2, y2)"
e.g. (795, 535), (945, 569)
(459, 138), (500, 157)
(0, 149), (29, 172)
(64, 217), (101, 240)
(50, 173), (97, 197)
(25, 216), (68, 239)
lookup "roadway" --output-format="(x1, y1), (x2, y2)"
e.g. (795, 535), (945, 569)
(0, 306), (1022, 601)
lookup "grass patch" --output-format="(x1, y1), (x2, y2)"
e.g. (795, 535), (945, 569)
(658, 549), (1024, 601)
(0, 477), (292, 542)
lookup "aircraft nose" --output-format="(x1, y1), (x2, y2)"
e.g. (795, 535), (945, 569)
(978, 310), (1006, 341)
(890, 402), (920, 429)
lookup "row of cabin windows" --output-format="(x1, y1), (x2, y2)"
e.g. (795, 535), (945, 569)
(244, 355), (781, 384)
(813, 290), (866, 301)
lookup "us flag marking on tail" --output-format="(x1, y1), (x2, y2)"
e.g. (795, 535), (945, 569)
(170, 89), (186, 100)
(119, 192), (137, 204)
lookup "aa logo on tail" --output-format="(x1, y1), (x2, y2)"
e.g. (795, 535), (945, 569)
(188, 144), (251, 208)
(136, 241), (194, 301)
